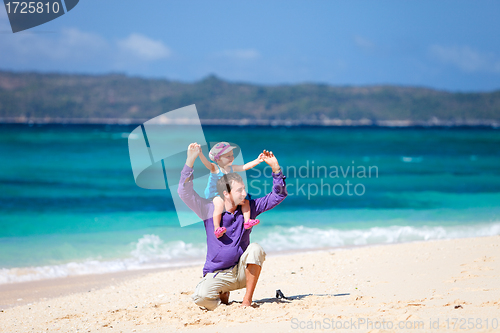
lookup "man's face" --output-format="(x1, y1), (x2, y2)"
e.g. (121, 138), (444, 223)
(218, 150), (234, 166)
(225, 180), (246, 206)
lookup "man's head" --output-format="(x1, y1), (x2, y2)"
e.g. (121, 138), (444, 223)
(216, 173), (246, 206)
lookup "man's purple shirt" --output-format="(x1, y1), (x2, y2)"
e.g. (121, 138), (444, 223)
(177, 164), (287, 275)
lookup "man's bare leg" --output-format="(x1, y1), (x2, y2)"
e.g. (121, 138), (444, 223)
(220, 291), (230, 305)
(242, 263), (262, 307)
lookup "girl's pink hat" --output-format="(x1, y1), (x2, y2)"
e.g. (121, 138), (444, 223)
(209, 142), (236, 161)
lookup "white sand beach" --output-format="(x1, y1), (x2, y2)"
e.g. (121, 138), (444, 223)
(1, 236), (499, 332)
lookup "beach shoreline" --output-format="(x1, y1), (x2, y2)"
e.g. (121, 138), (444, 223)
(2, 235), (499, 332)
(0, 243), (364, 309)
(0, 239), (450, 309)
(0, 266), (184, 310)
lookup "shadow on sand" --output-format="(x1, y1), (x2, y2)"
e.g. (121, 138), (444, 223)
(251, 292), (351, 307)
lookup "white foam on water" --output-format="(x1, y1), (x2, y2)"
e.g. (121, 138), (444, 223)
(259, 222), (500, 252)
(2, 222), (500, 284)
(0, 235), (206, 285)
(130, 234), (205, 263)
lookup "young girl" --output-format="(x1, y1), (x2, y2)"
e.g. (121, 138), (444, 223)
(199, 142), (262, 238)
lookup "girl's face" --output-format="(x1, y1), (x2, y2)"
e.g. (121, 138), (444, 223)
(218, 150), (234, 167)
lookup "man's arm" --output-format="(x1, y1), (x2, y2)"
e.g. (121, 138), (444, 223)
(184, 143), (199, 168)
(252, 151), (287, 216)
(177, 143), (212, 220)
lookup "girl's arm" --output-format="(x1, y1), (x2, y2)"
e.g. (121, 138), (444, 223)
(232, 154), (264, 172)
(199, 151), (217, 173)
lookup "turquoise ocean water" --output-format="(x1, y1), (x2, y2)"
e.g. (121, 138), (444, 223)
(1, 124), (499, 283)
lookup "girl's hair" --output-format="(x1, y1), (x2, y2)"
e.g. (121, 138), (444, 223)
(209, 142), (235, 162)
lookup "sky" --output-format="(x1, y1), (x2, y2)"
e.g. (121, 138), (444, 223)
(1, 0), (499, 92)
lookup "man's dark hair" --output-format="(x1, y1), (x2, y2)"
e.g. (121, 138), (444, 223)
(216, 173), (243, 197)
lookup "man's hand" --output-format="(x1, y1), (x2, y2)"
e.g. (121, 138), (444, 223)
(261, 150), (280, 173)
(186, 142), (201, 168)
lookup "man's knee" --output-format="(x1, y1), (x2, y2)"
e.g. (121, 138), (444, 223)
(192, 279), (223, 311)
(192, 287), (220, 311)
(245, 243), (266, 266)
(192, 294), (220, 311)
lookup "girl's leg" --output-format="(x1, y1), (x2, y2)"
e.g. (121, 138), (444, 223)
(212, 197), (226, 237)
(242, 199), (251, 223)
(242, 200), (259, 230)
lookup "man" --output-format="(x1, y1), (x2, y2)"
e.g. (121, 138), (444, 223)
(177, 142), (287, 310)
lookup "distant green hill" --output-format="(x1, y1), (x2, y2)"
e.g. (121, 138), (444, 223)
(1, 71), (499, 125)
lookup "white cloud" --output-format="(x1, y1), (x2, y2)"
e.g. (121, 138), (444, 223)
(429, 44), (500, 74)
(117, 33), (171, 61)
(50, 28), (108, 60)
(354, 35), (375, 50)
(0, 28), (173, 73)
(1, 28), (108, 62)
(218, 48), (261, 60)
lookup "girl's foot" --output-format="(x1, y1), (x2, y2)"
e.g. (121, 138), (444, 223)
(244, 219), (260, 230)
(214, 227), (226, 238)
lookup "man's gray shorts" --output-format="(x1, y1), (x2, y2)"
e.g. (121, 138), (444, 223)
(192, 243), (266, 310)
